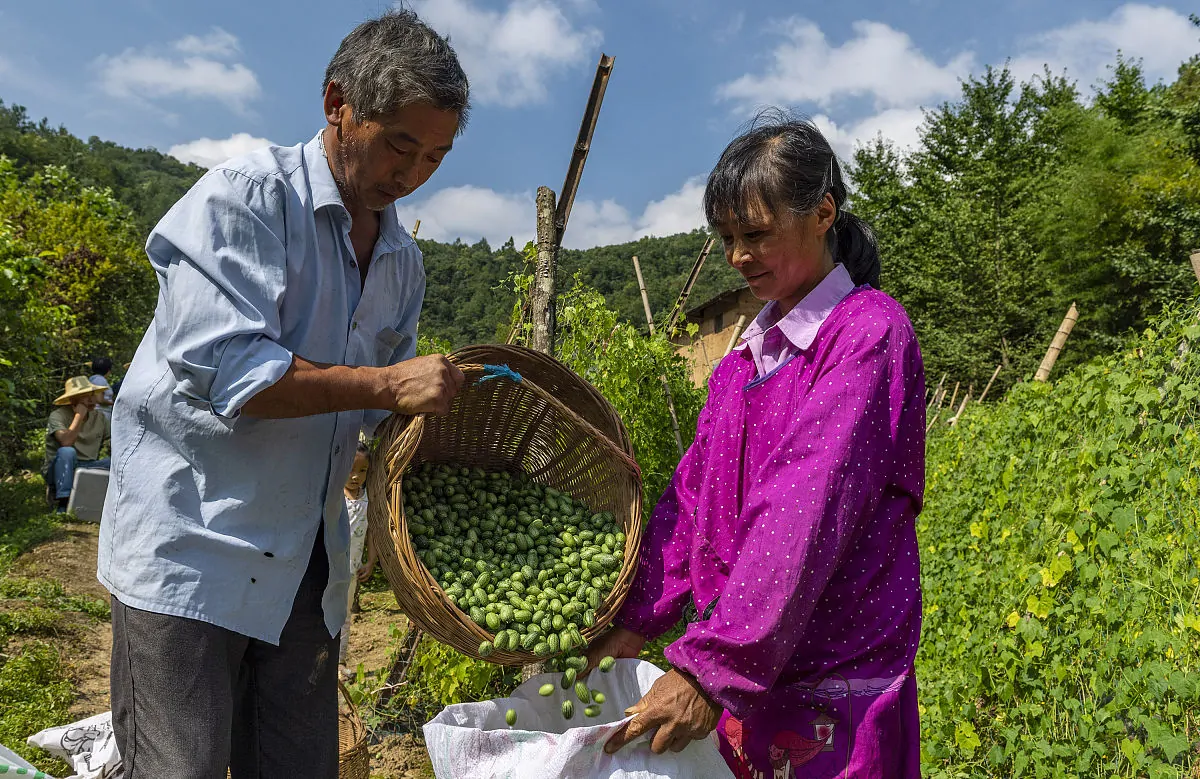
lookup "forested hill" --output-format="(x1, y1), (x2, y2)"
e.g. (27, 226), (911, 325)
(0, 101), (205, 235)
(415, 231), (743, 345)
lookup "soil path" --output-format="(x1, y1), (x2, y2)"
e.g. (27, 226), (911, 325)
(10, 520), (434, 778)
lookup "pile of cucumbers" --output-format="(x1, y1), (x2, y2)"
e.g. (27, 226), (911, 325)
(402, 461), (627, 659)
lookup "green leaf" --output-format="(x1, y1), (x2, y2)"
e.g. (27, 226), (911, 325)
(955, 720), (982, 756)
(1119, 738), (1144, 764)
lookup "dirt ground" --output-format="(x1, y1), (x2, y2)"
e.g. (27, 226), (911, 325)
(10, 520), (435, 779)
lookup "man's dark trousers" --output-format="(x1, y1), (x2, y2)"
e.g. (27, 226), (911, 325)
(110, 527), (339, 779)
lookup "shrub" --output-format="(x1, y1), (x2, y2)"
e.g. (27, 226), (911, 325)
(918, 301), (1200, 777)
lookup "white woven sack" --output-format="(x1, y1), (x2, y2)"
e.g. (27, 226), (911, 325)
(423, 659), (734, 779)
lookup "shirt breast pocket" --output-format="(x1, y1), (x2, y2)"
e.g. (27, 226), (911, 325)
(374, 327), (406, 366)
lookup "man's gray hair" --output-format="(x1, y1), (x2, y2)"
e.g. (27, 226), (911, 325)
(324, 9), (470, 132)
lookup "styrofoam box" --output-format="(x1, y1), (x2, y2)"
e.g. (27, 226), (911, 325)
(67, 467), (110, 523)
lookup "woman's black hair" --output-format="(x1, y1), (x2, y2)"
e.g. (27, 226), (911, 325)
(91, 356), (113, 376)
(703, 109), (881, 288)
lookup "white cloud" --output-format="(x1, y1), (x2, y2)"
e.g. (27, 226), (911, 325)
(396, 178), (706, 249)
(813, 108), (928, 160)
(1010, 4), (1198, 88)
(173, 28), (241, 58)
(717, 18), (974, 113)
(167, 133), (275, 168)
(396, 185), (535, 246)
(718, 4), (1199, 157)
(408, 0), (602, 107)
(95, 30), (260, 111)
(630, 177), (707, 241)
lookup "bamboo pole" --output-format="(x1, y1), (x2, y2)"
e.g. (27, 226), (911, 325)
(723, 314), (749, 357)
(926, 408), (942, 432)
(411, 219), (421, 239)
(1034, 303), (1079, 382)
(978, 364), (1002, 403)
(664, 236), (716, 336)
(1191, 251), (1200, 284)
(632, 255), (655, 336)
(946, 382), (960, 413)
(554, 55), (616, 243)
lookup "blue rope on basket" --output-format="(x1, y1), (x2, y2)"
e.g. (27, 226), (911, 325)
(476, 363), (523, 385)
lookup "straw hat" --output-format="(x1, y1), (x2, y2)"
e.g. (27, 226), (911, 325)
(54, 375), (107, 406)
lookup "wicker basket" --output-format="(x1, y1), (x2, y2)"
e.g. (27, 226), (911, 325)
(337, 681), (371, 779)
(367, 344), (644, 665)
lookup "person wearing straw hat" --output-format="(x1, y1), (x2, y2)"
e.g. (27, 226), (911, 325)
(42, 375), (111, 512)
(97, 10), (468, 779)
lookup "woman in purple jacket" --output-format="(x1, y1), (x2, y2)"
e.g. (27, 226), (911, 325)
(589, 114), (925, 778)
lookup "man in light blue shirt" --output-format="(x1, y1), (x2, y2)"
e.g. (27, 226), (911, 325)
(99, 11), (468, 778)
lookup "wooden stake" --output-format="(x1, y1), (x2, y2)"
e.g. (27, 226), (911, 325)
(927, 373), (947, 411)
(632, 255), (655, 336)
(1034, 302), (1079, 382)
(1190, 250), (1200, 284)
(926, 408), (942, 432)
(723, 314), (749, 357)
(978, 364), (1002, 403)
(950, 391), (972, 427)
(664, 236), (715, 336)
(946, 382), (960, 413)
(375, 620), (423, 708)
(411, 219), (421, 239)
(660, 377), (685, 458)
(555, 54), (615, 244)
(629, 257), (685, 457)
(529, 187), (559, 355)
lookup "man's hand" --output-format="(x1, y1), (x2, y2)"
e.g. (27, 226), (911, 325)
(582, 626), (646, 678)
(375, 355), (465, 416)
(72, 402), (90, 417)
(241, 354), (465, 419)
(356, 560), (376, 583)
(604, 668), (722, 755)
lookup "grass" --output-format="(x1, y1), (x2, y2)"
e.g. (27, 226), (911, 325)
(0, 475), (80, 775)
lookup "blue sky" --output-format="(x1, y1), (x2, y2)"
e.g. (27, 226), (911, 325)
(0, 1), (1196, 248)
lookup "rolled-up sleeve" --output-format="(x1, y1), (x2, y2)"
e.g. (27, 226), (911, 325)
(148, 169), (293, 420)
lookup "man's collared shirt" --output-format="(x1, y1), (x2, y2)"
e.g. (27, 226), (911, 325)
(735, 263), (856, 378)
(98, 132), (423, 644)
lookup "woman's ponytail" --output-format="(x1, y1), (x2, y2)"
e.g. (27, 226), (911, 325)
(832, 210), (880, 288)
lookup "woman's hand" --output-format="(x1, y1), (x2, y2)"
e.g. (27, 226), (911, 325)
(356, 560), (375, 583)
(582, 626), (646, 677)
(604, 668), (722, 755)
